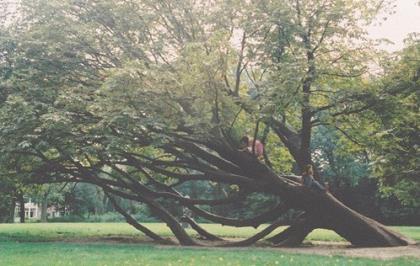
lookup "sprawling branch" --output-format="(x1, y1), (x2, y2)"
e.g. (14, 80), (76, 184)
(180, 216), (223, 241)
(220, 219), (284, 247)
(188, 203), (289, 228)
(106, 191), (173, 244)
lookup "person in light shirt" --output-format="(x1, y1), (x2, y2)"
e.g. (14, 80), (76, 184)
(301, 164), (327, 192)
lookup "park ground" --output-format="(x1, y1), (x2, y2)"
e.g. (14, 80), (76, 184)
(0, 223), (419, 266)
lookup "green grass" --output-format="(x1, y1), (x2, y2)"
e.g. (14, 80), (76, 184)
(0, 222), (419, 242)
(393, 226), (420, 241)
(0, 223), (418, 266)
(0, 242), (418, 266)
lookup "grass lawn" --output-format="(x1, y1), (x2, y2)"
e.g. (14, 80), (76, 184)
(0, 222), (419, 242)
(0, 242), (419, 266)
(0, 223), (418, 266)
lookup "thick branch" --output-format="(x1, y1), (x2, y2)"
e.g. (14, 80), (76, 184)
(106, 191), (173, 244)
(266, 213), (314, 246)
(180, 216), (223, 241)
(189, 203), (289, 228)
(220, 219), (284, 247)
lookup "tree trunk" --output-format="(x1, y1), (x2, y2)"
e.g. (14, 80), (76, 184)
(268, 185), (414, 247)
(213, 146), (414, 247)
(315, 193), (413, 246)
(41, 196), (48, 222)
(18, 193), (25, 223)
(8, 196), (16, 223)
(267, 213), (315, 246)
(0, 194), (16, 223)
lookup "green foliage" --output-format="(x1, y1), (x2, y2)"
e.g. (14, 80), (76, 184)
(244, 0), (392, 129)
(48, 212), (157, 223)
(312, 125), (371, 187)
(0, 185), (15, 223)
(368, 38), (420, 208)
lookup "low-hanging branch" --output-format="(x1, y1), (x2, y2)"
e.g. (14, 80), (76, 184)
(187, 203), (290, 228)
(219, 219), (285, 247)
(180, 216), (224, 241)
(17, 130), (414, 248)
(106, 191), (173, 244)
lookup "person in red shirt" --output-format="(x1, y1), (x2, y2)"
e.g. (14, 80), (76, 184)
(240, 136), (264, 160)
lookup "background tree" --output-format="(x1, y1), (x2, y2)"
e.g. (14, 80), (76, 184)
(369, 36), (420, 209)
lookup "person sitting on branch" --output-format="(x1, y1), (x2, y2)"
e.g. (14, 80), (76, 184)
(240, 135), (264, 160)
(301, 164), (327, 192)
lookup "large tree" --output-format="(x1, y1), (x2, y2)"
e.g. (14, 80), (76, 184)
(0, 0), (415, 246)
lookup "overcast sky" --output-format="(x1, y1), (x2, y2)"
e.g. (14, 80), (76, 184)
(367, 0), (420, 51)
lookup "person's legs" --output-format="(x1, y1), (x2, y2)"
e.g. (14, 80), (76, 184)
(311, 180), (326, 192)
(303, 176), (313, 187)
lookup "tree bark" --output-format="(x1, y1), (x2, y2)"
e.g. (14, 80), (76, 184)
(267, 213), (315, 246)
(267, 186), (414, 247)
(314, 193), (414, 246)
(18, 193), (25, 223)
(8, 196), (16, 223)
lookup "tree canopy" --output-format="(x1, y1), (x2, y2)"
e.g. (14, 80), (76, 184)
(0, 0), (418, 246)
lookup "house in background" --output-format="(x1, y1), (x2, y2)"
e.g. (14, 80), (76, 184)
(14, 198), (62, 221)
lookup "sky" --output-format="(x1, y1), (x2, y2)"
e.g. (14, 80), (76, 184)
(367, 0), (420, 51)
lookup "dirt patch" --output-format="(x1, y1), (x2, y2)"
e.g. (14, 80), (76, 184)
(158, 239), (420, 260)
(48, 237), (420, 260)
(271, 241), (420, 260)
